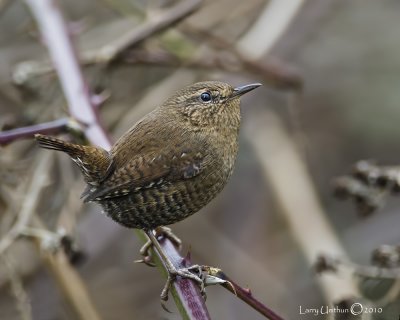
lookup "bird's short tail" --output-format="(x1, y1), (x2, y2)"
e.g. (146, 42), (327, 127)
(34, 134), (113, 185)
(35, 134), (82, 155)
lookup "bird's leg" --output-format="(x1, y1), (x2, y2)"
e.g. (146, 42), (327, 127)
(146, 230), (205, 302)
(135, 226), (182, 267)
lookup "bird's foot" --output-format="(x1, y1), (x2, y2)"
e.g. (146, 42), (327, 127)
(160, 264), (205, 302)
(160, 265), (234, 304)
(135, 227), (182, 267)
(139, 230), (232, 309)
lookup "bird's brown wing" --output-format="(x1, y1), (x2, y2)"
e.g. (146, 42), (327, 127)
(83, 147), (206, 202)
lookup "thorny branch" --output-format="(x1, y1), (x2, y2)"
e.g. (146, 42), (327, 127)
(204, 267), (285, 320)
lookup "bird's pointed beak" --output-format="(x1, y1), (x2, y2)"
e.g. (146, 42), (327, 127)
(231, 83), (262, 98)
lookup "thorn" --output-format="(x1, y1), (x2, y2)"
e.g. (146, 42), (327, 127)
(91, 90), (110, 107)
(183, 248), (192, 266)
(243, 287), (252, 295)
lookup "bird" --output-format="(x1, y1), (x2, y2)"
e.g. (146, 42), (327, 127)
(35, 80), (261, 300)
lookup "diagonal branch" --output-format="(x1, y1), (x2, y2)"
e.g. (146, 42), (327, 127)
(24, 0), (110, 149)
(89, 0), (203, 63)
(205, 267), (284, 320)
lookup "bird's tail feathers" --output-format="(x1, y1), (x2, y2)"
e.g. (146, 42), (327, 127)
(34, 134), (83, 156)
(34, 134), (113, 185)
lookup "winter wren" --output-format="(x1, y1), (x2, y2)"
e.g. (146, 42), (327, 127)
(35, 81), (261, 230)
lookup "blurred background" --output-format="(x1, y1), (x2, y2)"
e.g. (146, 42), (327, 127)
(1, 0), (400, 319)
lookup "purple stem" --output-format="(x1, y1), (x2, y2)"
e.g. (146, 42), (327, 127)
(0, 118), (70, 146)
(158, 237), (211, 319)
(216, 270), (285, 320)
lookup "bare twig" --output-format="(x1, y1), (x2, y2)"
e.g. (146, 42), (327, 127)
(84, 0), (203, 63)
(0, 118), (75, 146)
(24, 0), (110, 149)
(1, 255), (32, 320)
(0, 152), (52, 256)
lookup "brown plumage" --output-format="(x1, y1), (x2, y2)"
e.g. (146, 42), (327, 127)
(35, 81), (261, 230)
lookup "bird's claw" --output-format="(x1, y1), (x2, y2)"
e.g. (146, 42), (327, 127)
(159, 264), (235, 304)
(139, 230), (230, 310)
(134, 239), (156, 266)
(133, 256), (156, 267)
(137, 227), (183, 267)
(160, 264), (206, 303)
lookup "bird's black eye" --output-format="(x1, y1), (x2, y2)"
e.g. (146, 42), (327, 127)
(200, 92), (212, 103)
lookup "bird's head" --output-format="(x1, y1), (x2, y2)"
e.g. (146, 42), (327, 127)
(161, 81), (261, 132)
